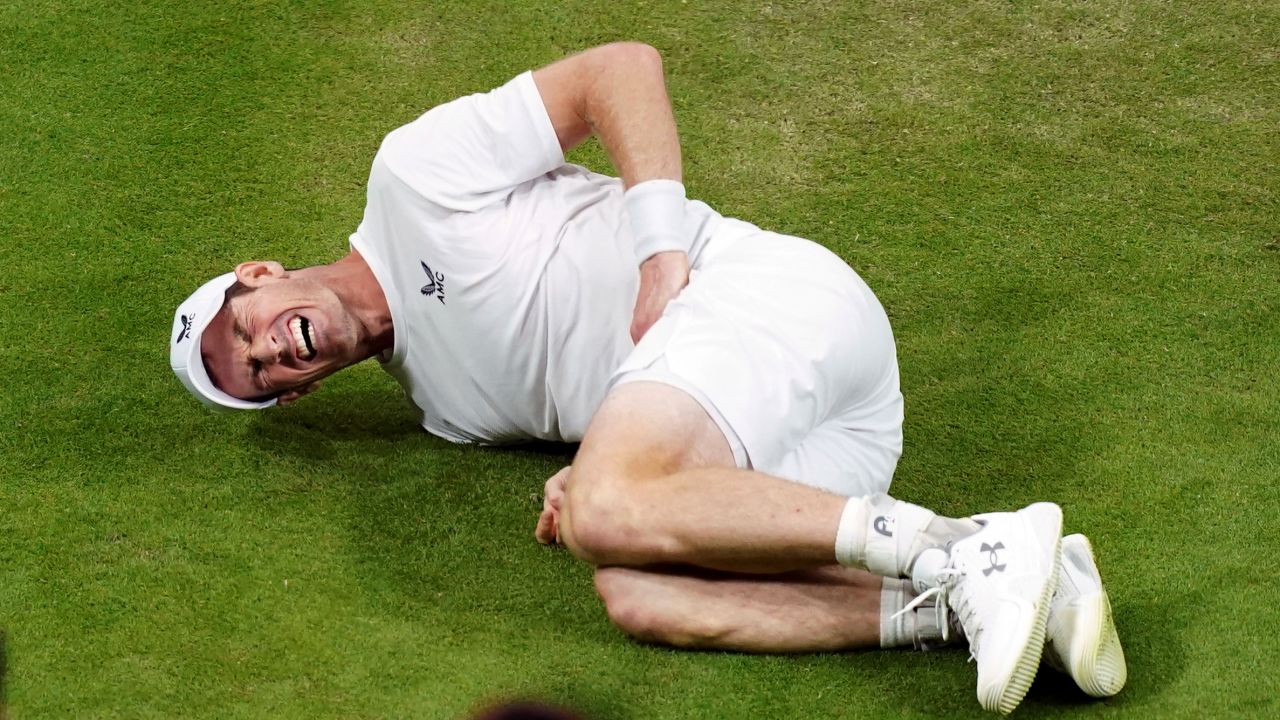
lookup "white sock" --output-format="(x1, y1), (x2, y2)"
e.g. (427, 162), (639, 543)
(879, 578), (966, 650)
(879, 578), (915, 648)
(834, 494), (934, 577)
(834, 495), (980, 577)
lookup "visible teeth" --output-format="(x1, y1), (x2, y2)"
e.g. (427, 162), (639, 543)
(301, 317), (316, 355)
(290, 316), (314, 360)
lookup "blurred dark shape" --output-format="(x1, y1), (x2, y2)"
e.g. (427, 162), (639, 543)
(471, 699), (584, 720)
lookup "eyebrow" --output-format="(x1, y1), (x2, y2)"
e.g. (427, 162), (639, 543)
(230, 307), (249, 342)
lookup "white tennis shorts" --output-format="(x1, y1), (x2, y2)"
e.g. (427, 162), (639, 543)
(611, 218), (903, 497)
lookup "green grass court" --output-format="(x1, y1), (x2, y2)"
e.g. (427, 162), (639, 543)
(2, 0), (1277, 717)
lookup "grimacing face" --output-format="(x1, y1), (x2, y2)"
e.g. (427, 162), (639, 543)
(200, 262), (362, 403)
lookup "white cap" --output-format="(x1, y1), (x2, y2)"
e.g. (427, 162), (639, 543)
(170, 273), (277, 411)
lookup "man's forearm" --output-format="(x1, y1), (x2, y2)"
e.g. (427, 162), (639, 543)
(532, 42), (681, 188)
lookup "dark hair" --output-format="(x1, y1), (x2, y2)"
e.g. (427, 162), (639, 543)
(223, 280), (252, 303)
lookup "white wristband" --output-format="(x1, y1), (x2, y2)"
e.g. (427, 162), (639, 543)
(625, 179), (689, 264)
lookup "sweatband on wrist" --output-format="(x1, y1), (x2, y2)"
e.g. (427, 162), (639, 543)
(625, 178), (689, 264)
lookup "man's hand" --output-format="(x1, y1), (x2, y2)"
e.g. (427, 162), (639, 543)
(535, 466), (572, 545)
(630, 251), (689, 343)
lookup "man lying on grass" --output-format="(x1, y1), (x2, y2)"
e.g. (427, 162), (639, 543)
(169, 42), (1125, 714)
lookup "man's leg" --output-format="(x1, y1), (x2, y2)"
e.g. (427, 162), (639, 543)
(558, 382), (974, 576)
(538, 432), (949, 652)
(593, 564), (957, 653)
(559, 381), (1063, 714)
(593, 565), (880, 651)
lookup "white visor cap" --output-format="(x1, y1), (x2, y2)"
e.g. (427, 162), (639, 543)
(170, 272), (277, 411)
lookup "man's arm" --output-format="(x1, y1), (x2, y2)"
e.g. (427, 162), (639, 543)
(532, 42), (681, 187)
(533, 43), (690, 343)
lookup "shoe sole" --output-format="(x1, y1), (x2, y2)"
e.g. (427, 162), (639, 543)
(983, 503), (1062, 716)
(1063, 537), (1128, 697)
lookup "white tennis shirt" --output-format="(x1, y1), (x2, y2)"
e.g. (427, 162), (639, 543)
(349, 71), (722, 444)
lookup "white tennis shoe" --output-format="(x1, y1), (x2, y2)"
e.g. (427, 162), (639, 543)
(1044, 534), (1127, 697)
(908, 502), (1062, 715)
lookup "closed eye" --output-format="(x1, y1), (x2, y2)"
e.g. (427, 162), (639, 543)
(234, 312), (264, 385)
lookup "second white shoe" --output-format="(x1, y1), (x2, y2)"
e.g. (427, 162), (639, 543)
(1044, 534), (1127, 697)
(911, 502), (1063, 715)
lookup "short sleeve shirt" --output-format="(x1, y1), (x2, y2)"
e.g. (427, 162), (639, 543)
(350, 71), (722, 443)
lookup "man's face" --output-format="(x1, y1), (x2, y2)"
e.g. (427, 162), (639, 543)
(201, 262), (361, 402)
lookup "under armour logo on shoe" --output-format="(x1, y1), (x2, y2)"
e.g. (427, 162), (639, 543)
(873, 515), (895, 537)
(981, 542), (1007, 576)
(420, 261), (446, 305)
(175, 314), (194, 344)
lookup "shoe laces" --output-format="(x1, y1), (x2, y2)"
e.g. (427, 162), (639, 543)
(891, 566), (964, 644)
(947, 568), (983, 663)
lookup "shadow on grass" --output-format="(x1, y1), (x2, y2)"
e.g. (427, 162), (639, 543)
(246, 384), (422, 460)
(243, 381), (595, 642)
(245, 383), (575, 464)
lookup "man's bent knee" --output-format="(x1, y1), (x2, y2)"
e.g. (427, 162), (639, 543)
(560, 463), (682, 566)
(561, 381), (736, 565)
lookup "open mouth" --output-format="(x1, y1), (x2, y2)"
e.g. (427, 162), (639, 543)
(289, 315), (316, 360)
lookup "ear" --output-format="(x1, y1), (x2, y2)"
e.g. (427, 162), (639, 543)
(276, 381), (320, 407)
(234, 261), (287, 288)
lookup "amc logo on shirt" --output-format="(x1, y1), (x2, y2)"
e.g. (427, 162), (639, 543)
(420, 260), (446, 305)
